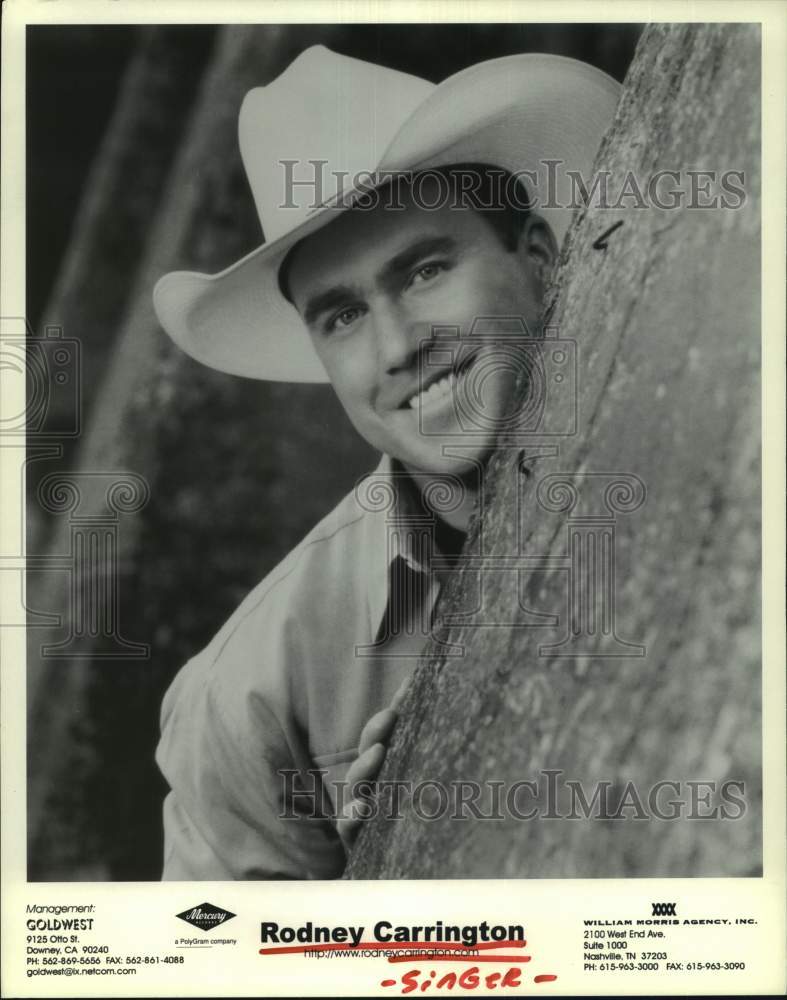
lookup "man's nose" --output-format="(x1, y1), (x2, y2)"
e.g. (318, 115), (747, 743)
(372, 300), (419, 375)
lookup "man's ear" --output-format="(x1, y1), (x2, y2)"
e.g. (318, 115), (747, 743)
(516, 214), (559, 289)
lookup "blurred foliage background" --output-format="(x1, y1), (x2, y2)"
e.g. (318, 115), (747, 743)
(26, 23), (642, 880)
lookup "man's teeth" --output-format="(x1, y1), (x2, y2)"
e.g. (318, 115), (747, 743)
(407, 371), (457, 410)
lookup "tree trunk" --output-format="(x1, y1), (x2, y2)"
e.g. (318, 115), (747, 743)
(347, 22), (761, 879)
(27, 27), (215, 554)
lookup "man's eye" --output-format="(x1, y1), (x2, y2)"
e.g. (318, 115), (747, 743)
(326, 306), (363, 333)
(409, 261), (446, 287)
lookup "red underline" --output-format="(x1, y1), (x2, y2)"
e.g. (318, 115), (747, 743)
(259, 939), (528, 956)
(387, 954), (531, 965)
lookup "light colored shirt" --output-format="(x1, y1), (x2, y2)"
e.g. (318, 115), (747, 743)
(155, 455), (443, 880)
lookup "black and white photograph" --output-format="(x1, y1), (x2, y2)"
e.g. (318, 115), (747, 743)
(21, 17), (764, 881)
(2, 2), (785, 997)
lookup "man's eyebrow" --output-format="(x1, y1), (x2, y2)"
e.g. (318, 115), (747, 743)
(301, 237), (457, 327)
(379, 236), (458, 283)
(303, 285), (359, 327)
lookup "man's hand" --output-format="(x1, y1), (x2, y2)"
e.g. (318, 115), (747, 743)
(336, 679), (409, 852)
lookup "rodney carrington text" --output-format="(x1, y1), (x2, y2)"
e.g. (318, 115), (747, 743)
(260, 920), (525, 947)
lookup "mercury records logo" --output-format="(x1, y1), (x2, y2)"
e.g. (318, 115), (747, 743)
(176, 902), (236, 931)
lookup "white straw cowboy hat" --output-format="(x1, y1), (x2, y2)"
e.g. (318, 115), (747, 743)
(153, 45), (620, 382)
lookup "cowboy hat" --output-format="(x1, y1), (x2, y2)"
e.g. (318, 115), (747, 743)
(153, 45), (620, 382)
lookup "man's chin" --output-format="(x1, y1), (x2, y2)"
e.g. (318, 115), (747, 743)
(395, 438), (496, 480)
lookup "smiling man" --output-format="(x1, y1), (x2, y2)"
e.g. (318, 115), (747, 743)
(281, 169), (555, 481)
(153, 46), (619, 879)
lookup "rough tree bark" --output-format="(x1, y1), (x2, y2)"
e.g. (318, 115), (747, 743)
(348, 23), (761, 878)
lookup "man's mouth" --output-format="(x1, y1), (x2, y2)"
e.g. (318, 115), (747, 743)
(401, 351), (479, 412)
(405, 368), (456, 411)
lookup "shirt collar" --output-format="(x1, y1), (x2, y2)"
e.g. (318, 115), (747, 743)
(360, 453), (434, 641)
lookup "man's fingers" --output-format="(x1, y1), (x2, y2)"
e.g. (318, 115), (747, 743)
(345, 742), (385, 788)
(357, 680), (410, 754)
(339, 682), (412, 851)
(358, 708), (396, 754)
(337, 757), (382, 849)
(337, 802), (366, 848)
(341, 682), (411, 850)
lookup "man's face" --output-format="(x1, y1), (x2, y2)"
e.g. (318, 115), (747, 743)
(287, 179), (555, 477)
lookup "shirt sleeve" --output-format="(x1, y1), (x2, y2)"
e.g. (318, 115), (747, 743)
(155, 640), (346, 881)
